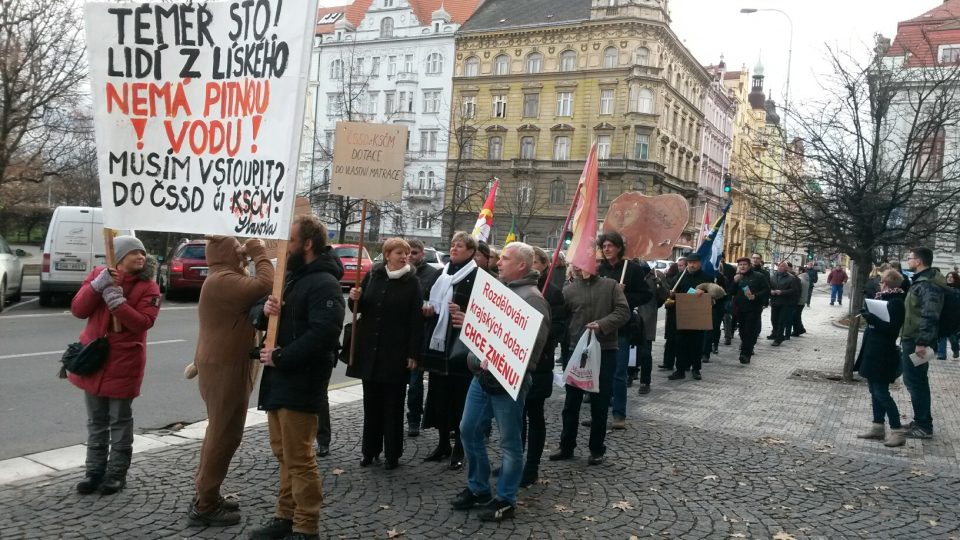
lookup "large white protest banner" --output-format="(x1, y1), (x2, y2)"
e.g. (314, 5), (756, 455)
(459, 271), (545, 400)
(84, 0), (318, 238)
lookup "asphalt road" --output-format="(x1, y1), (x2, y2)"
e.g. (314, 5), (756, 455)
(0, 291), (354, 461)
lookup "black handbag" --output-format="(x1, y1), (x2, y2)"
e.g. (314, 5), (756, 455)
(59, 337), (110, 378)
(338, 321), (355, 365)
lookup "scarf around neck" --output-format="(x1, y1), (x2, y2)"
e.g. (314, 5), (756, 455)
(428, 259), (477, 351)
(386, 264), (411, 280)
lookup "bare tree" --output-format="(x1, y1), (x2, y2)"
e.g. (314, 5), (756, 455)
(497, 173), (551, 241)
(0, 0), (86, 190)
(739, 36), (960, 381)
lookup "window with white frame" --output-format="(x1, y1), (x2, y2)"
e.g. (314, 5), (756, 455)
(416, 210), (430, 230)
(384, 91), (395, 113)
(330, 59), (343, 79)
(520, 136), (536, 159)
(353, 58), (365, 77)
(603, 47), (618, 68)
(423, 90), (441, 113)
(638, 88), (653, 113)
(487, 136), (502, 160)
(426, 52), (443, 74)
(556, 91), (573, 116)
(404, 54), (414, 72)
(597, 180), (606, 204)
(326, 93), (343, 115)
(634, 133), (649, 160)
(387, 56), (397, 76)
(461, 95), (476, 118)
(420, 130), (438, 154)
(599, 89), (614, 115)
(380, 17), (394, 38)
(517, 180), (532, 204)
(494, 54), (510, 75)
(371, 57), (381, 77)
(597, 135), (611, 159)
(399, 91), (414, 113)
(367, 92), (379, 115)
(427, 171), (436, 188)
(527, 53), (543, 74)
(384, 0), (394, 6)
(493, 94), (507, 118)
(559, 50), (576, 72)
(324, 131), (335, 155)
(553, 136), (570, 160)
(457, 181), (470, 200)
(461, 136), (474, 159)
(635, 47), (649, 66)
(522, 93), (539, 117)
(941, 45), (960, 64)
(417, 171), (426, 189)
(464, 56), (480, 76)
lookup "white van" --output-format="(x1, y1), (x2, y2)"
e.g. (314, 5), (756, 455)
(39, 207), (133, 306)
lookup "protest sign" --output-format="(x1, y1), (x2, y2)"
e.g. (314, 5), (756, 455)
(459, 271), (545, 400)
(84, 0), (318, 238)
(330, 122), (408, 202)
(676, 293), (713, 330)
(602, 192), (689, 259)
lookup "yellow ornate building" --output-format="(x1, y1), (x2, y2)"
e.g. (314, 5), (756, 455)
(444, 0), (710, 250)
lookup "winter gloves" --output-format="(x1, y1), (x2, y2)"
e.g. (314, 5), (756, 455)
(102, 286), (127, 311)
(91, 268), (116, 292)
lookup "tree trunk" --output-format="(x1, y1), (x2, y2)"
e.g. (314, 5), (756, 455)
(841, 258), (871, 382)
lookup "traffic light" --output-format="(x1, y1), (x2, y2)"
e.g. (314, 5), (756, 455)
(562, 230), (573, 249)
(722, 173), (732, 194)
(806, 246), (815, 260)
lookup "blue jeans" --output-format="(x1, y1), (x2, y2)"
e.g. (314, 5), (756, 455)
(460, 377), (526, 505)
(830, 284), (844, 304)
(900, 338), (933, 432)
(867, 379), (901, 428)
(612, 333), (632, 419)
(936, 334), (959, 359)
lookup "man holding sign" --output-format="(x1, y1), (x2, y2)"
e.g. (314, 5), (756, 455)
(452, 243), (550, 522)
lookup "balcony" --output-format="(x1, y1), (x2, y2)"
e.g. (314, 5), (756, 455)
(598, 158), (661, 173)
(511, 159), (535, 170)
(391, 111), (416, 123)
(486, 159), (504, 167)
(406, 188), (437, 201)
(395, 71), (418, 84)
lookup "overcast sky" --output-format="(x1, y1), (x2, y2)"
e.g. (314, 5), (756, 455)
(317, 0), (942, 106)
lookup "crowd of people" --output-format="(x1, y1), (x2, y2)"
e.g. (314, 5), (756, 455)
(63, 222), (959, 537)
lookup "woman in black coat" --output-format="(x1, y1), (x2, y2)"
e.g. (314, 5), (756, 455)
(347, 238), (423, 469)
(854, 269), (906, 447)
(421, 231), (479, 470)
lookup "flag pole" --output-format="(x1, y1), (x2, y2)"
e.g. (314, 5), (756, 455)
(542, 184), (581, 295)
(348, 198), (368, 367)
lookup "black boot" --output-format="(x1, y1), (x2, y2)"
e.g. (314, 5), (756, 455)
(77, 444), (108, 494)
(99, 447), (131, 495)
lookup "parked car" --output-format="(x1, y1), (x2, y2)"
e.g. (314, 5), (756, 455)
(39, 206), (134, 306)
(0, 233), (24, 312)
(160, 239), (208, 300)
(374, 245), (444, 270)
(332, 244), (373, 289)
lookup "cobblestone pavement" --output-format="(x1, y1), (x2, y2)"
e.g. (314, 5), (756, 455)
(2, 288), (960, 539)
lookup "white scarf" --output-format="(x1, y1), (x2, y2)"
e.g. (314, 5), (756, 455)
(428, 259), (477, 351)
(386, 264), (411, 279)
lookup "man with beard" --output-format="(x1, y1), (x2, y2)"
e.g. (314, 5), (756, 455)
(187, 236), (274, 526)
(248, 215), (346, 540)
(732, 257), (770, 364)
(666, 254), (711, 381)
(406, 240), (440, 438)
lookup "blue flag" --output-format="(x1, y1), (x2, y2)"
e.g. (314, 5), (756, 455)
(695, 202), (732, 278)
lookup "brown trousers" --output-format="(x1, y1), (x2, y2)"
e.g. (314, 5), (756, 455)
(268, 409), (323, 535)
(194, 358), (256, 511)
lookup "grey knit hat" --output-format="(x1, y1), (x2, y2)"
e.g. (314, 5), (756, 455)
(114, 235), (146, 264)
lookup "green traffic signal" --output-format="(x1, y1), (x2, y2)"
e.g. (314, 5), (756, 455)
(562, 231), (573, 249)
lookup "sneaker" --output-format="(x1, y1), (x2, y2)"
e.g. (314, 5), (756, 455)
(587, 454), (605, 465)
(477, 499), (516, 522)
(611, 417), (626, 430)
(667, 371), (685, 380)
(637, 384), (651, 395)
(906, 425), (933, 439)
(249, 517), (293, 540)
(219, 496), (240, 511)
(883, 428), (907, 447)
(691, 370), (702, 380)
(451, 488), (493, 510)
(188, 502), (241, 527)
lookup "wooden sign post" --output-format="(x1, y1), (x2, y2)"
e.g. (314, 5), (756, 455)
(263, 197), (313, 349)
(102, 228), (122, 332)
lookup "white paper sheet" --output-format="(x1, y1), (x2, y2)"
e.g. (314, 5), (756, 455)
(864, 299), (890, 322)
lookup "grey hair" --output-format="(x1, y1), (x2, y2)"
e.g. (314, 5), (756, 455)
(504, 241), (534, 269)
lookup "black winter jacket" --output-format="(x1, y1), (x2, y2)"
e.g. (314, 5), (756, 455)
(855, 291), (905, 383)
(770, 271), (801, 307)
(346, 264), (423, 383)
(251, 249), (346, 413)
(413, 260), (441, 301)
(732, 269), (771, 313)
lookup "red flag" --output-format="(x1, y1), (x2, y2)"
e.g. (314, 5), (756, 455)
(471, 178), (499, 242)
(566, 143), (599, 274)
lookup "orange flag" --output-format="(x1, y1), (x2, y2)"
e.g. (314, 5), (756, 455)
(471, 178), (499, 242)
(566, 143), (599, 274)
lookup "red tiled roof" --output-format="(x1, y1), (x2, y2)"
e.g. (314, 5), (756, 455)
(315, 0), (373, 35)
(410, 0), (484, 25)
(886, 0), (960, 66)
(905, 0), (960, 23)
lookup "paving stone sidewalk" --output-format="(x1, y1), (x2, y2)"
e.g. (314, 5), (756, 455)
(1, 288), (959, 539)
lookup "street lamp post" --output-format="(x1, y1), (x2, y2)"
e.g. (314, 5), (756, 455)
(740, 7), (793, 134)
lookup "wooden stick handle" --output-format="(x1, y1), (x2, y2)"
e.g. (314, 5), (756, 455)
(264, 240), (289, 349)
(102, 228), (122, 333)
(348, 199), (368, 366)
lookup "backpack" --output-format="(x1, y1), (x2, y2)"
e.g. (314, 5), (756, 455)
(937, 283), (960, 337)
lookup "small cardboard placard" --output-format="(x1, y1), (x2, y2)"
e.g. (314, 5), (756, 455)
(676, 293), (713, 330)
(330, 121), (408, 202)
(459, 271), (545, 400)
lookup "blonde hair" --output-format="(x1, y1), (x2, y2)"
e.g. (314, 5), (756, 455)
(881, 268), (904, 288)
(381, 237), (410, 256)
(450, 231), (478, 251)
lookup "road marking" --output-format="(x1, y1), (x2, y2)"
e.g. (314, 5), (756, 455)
(0, 339), (186, 360)
(0, 305), (196, 320)
(3, 297), (38, 312)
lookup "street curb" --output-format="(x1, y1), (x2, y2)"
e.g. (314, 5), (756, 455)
(0, 381), (364, 487)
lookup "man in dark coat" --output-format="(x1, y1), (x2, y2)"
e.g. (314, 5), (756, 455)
(732, 257), (770, 364)
(666, 254), (711, 380)
(658, 258), (686, 370)
(406, 240), (440, 437)
(250, 215), (346, 540)
(805, 261), (818, 307)
(719, 255), (739, 345)
(768, 260), (801, 346)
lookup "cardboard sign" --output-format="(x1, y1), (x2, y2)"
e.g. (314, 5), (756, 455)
(603, 192), (690, 259)
(675, 293), (714, 330)
(85, 0), (318, 238)
(330, 122), (408, 202)
(459, 271), (545, 400)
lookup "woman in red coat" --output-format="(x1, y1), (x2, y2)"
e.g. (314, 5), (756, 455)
(68, 236), (161, 495)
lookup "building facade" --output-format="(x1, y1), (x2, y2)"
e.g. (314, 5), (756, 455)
(698, 59), (736, 243)
(444, 0), (710, 250)
(301, 0), (482, 246)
